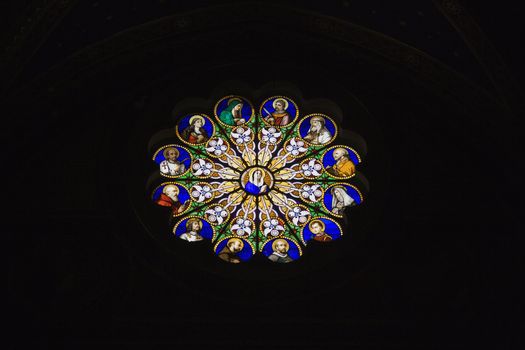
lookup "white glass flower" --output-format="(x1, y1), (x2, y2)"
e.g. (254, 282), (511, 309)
(231, 127), (252, 144)
(301, 159), (323, 177)
(300, 184), (323, 202)
(285, 138), (308, 156)
(206, 138), (228, 156)
(287, 206), (310, 226)
(191, 184), (213, 202)
(205, 205), (228, 225)
(231, 218), (252, 236)
(262, 218), (285, 236)
(261, 127), (281, 144)
(191, 159), (213, 176)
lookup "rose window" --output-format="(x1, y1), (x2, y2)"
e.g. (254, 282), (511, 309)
(151, 95), (365, 263)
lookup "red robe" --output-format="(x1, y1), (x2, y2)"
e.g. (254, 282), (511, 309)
(271, 112), (290, 126)
(155, 194), (182, 214)
(313, 233), (332, 242)
(188, 133), (199, 144)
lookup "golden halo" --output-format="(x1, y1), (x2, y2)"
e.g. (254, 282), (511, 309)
(247, 167), (262, 178)
(185, 217), (203, 231)
(272, 238), (290, 252)
(310, 115), (325, 124)
(162, 184), (179, 196)
(242, 167), (273, 188)
(309, 219), (326, 231)
(272, 98), (289, 110)
(189, 114), (205, 126)
(330, 185), (346, 195)
(162, 146), (179, 159)
(227, 237), (244, 250)
(227, 97), (243, 106)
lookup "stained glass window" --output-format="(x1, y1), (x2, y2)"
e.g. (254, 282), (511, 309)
(150, 95), (365, 263)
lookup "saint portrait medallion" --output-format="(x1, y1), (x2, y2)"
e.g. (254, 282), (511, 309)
(240, 167), (273, 195)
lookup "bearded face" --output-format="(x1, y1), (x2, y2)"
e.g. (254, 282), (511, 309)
(310, 120), (322, 133)
(167, 149), (178, 162)
(333, 149), (345, 160)
(165, 187), (179, 202)
(275, 241), (288, 254)
(229, 240), (243, 253)
(275, 101), (284, 112)
(191, 221), (200, 231)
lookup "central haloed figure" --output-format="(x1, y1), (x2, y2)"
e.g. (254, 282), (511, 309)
(241, 167), (273, 195)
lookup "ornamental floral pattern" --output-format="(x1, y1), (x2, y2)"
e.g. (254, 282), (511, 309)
(151, 95), (366, 263)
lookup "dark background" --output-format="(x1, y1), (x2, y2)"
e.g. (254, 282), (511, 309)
(4, 1), (524, 348)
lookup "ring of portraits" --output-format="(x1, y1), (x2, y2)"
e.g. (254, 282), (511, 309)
(150, 94), (367, 263)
